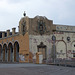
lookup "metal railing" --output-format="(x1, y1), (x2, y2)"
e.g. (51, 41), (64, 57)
(47, 58), (75, 67)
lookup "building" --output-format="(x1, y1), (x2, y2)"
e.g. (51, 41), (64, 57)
(0, 12), (75, 63)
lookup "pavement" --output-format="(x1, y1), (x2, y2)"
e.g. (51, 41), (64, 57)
(0, 63), (75, 75)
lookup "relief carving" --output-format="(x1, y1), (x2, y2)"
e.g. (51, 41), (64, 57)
(21, 19), (27, 36)
(33, 20), (50, 35)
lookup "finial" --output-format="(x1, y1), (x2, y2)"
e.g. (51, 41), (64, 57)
(23, 11), (26, 17)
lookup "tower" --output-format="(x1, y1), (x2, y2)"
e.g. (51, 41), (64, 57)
(19, 11), (28, 36)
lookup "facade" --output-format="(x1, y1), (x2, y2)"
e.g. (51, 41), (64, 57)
(0, 13), (75, 63)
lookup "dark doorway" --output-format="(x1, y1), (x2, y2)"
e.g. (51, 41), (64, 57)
(3, 44), (7, 62)
(14, 41), (19, 62)
(8, 43), (13, 62)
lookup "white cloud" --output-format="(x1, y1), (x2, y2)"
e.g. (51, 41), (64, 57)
(0, 0), (75, 31)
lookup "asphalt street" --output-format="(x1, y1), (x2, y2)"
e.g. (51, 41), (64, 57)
(0, 63), (75, 75)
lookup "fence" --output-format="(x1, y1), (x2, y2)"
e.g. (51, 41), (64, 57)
(47, 58), (75, 67)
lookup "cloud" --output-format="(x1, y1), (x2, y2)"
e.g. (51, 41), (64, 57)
(6, 0), (30, 3)
(0, 0), (75, 31)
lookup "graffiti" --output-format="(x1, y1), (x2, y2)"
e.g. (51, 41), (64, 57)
(29, 52), (36, 63)
(19, 54), (25, 61)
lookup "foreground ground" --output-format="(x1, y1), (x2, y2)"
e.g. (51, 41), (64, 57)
(0, 63), (75, 75)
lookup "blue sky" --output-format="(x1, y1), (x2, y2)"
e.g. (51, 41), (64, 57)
(0, 0), (75, 31)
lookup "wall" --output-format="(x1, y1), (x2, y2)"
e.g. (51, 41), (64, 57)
(29, 35), (52, 62)
(0, 32), (29, 63)
(54, 31), (75, 59)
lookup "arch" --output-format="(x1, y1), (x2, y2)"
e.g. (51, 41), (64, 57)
(14, 41), (19, 62)
(0, 44), (2, 61)
(37, 42), (47, 60)
(8, 42), (13, 47)
(56, 41), (66, 59)
(3, 43), (7, 62)
(8, 42), (13, 62)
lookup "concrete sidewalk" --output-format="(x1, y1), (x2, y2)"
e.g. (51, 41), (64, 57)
(0, 63), (47, 68)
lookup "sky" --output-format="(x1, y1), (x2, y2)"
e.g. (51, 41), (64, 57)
(0, 0), (75, 31)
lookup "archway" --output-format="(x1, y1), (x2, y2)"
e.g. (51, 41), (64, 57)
(0, 44), (2, 61)
(37, 42), (47, 60)
(8, 43), (13, 62)
(14, 41), (19, 62)
(56, 41), (66, 59)
(3, 44), (7, 62)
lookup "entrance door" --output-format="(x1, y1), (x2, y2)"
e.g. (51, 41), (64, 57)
(37, 42), (47, 60)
